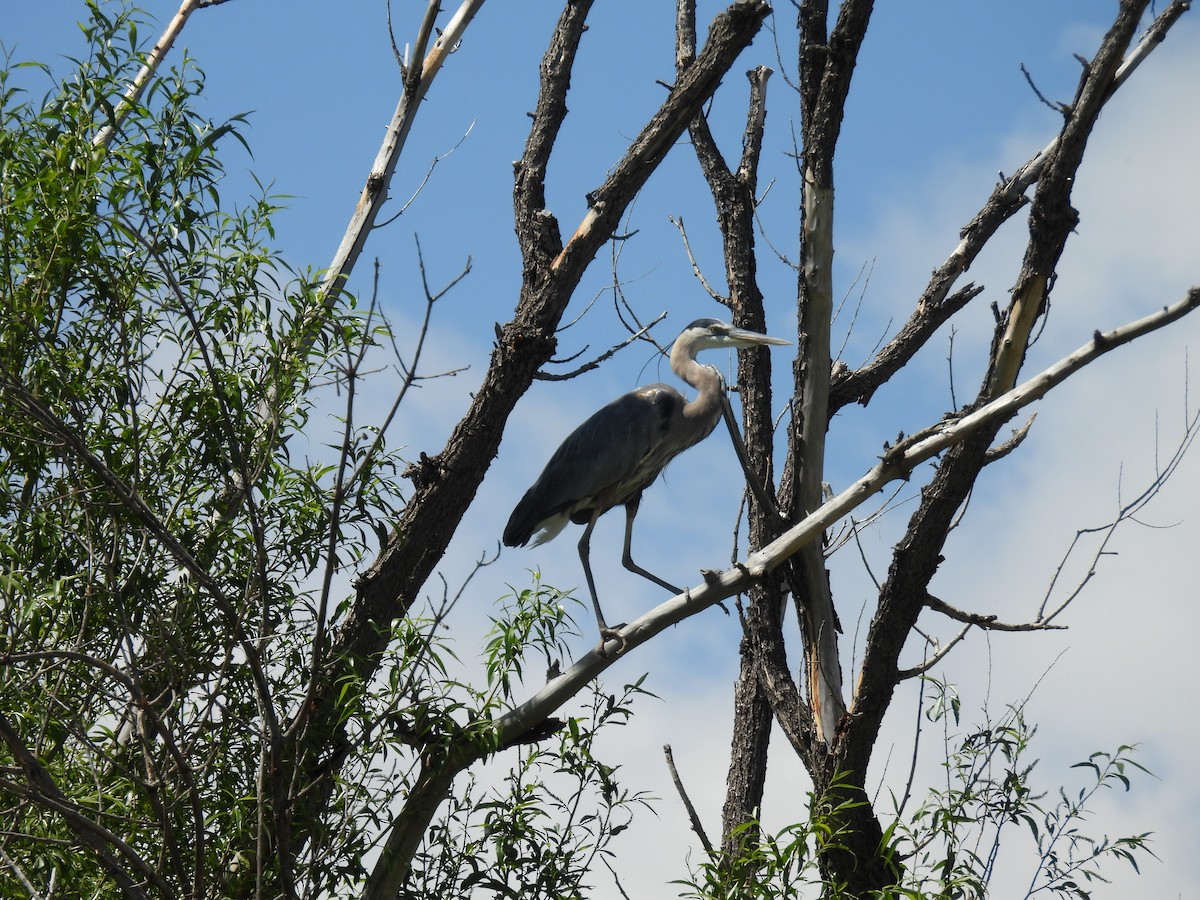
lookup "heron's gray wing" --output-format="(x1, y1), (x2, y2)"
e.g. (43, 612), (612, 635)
(503, 385), (680, 546)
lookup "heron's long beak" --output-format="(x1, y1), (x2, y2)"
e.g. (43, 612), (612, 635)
(727, 326), (790, 347)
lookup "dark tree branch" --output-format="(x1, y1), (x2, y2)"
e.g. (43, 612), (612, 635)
(677, 0), (784, 857)
(828, 0), (1191, 419)
(311, 3), (773, 888)
(844, 4), (1161, 847)
(829, 284), (985, 413)
(924, 594), (1068, 633)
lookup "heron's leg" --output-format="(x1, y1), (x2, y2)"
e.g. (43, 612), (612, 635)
(621, 496), (683, 595)
(578, 514), (625, 654)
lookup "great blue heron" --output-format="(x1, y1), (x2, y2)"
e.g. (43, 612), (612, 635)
(503, 318), (788, 652)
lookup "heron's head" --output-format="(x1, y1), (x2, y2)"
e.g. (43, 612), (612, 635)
(675, 318), (790, 356)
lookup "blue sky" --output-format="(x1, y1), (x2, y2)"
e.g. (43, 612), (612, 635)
(5, 2), (1200, 897)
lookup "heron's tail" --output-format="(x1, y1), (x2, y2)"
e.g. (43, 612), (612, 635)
(503, 492), (569, 548)
(502, 501), (535, 547)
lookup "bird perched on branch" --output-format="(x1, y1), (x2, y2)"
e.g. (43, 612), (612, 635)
(503, 318), (788, 653)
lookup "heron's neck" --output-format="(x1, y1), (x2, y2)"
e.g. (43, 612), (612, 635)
(670, 344), (724, 416)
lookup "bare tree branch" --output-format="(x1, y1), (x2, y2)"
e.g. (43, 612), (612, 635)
(896, 625), (973, 680)
(670, 215), (730, 304)
(782, 0), (878, 756)
(534, 312), (669, 381)
(984, 414), (1036, 464)
(827, 19), (1175, 889)
(93, 0), (226, 150)
(664, 744), (715, 856)
(319, 0), (486, 307)
(923, 594), (1067, 633)
(829, 0), (1191, 416)
(1038, 405), (1200, 623)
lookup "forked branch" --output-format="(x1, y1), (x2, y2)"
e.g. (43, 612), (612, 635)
(830, 0), (1193, 414)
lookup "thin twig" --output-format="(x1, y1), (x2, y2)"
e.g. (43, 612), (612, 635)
(347, 240), (472, 494)
(664, 744), (715, 855)
(897, 625), (973, 679)
(376, 121), (476, 229)
(894, 667), (929, 818)
(535, 313), (668, 381)
(93, 0), (213, 150)
(670, 216), (728, 304)
(1038, 404), (1200, 622)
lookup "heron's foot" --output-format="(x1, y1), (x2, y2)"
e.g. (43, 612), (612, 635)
(701, 568), (722, 585)
(596, 626), (627, 657)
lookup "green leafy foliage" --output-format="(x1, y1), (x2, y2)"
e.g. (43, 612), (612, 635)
(675, 681), (1156, 900)
(384, 580), (655, 900)
(0, 4), (405, 895)
(675, 772), (871, 900)
(884, 678), (1157, 899)
(0, 7), (654, 891)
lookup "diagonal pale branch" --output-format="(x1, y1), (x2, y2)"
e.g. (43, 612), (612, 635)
(759, 301), (1200, 570)
(93, 0), (222, 150)
(497, 288), (1200, 737)
(318, 0), (487, 306)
